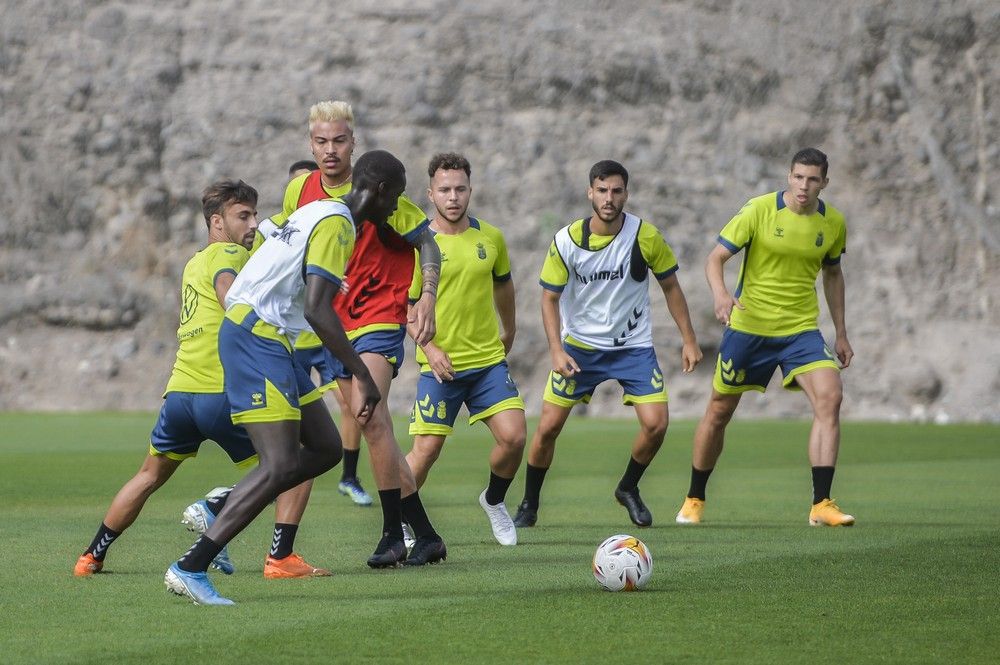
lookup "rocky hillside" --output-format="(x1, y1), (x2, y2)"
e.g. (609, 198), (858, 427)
(1, 0), (997, 421)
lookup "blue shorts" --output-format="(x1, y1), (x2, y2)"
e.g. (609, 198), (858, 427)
(293, 345), (338, 392)
(713, 328), (840, 394)
(340, 328), (406, 379)
(149, 391), (257, 467)
(219, 307), (322, 424)
(408, 361), (524, 435)
(542, 344), (668, 407)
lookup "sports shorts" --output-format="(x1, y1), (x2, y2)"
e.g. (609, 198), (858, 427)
(292, 344), (339, 393)
(219, 305), (322, 424)
(542, 343), (667, 407)
(149, 391), (257, 468)
(408, 360), (524, 435)
(713, 327), (840, 394)
(338, 328), (406, 379)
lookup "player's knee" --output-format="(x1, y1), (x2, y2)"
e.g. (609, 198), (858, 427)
(498, 431), (526, 456)
(536, 419), (564, 445)
(641, 417), (668, 445)
(413, 441), (442, 465)
(136, 464), (172, 493)
(814, 387), (843, 419)
(256, 459), (301, 492)
(706, 399), (737, 428)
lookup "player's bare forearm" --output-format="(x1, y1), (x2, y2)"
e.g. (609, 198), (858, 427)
(493, 279), (517, 353)
(406, 229), (441, 345)
(414, 229), (441, 300)
(213, 272), (236, 308)
(704, 244), (733, 300)
(659, 275), (703, 371)
(822, 264), (853, 367)
(304, 275), (373, 384)
(541, 288), (579, 376)
(822, 263), (848, 338)
(705, 244), (741, 324)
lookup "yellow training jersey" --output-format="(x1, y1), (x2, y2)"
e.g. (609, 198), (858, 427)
(719, 191), (847, 337)
(409, 218), (512, 372)
(165, 242), (250, 394)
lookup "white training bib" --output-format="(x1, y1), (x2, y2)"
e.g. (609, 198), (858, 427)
(553, 212), (652, 350)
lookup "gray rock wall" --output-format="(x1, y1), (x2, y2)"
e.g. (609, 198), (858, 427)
(1, 0), (997, 421)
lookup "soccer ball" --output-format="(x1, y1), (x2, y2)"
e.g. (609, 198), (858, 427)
(592, 534), (653, 591)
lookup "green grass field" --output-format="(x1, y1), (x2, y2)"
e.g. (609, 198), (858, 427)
(1, 413), (998, 664)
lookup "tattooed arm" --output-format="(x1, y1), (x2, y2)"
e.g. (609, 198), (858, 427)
(408, 227), (441, 346)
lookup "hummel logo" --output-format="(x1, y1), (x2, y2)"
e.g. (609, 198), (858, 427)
(613, 307), (644, 347)
(93, 533), (114, 556)
(271, 529), (282, 556)
(419, 395), (434, 418)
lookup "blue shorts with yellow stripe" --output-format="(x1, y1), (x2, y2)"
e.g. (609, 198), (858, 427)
(543, 344), (668, 407)
(341, 328), (406, 379)
(220, 305), (323, 424)
(409, 361), (524, 436)
(149, 391), (257, 468)
(713, 327), (839, 394)
(293, 345), (339, 393)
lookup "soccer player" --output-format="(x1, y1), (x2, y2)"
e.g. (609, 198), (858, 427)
(74, 180), (260, 577)
(164, 150), (395, 605)
(280, 101), (446, 567)
(180, 158), (352, 581)
(279, 122), (374, 507)
(675, 148), (856, 527)
(512, 160), (702, 529)
(404, 153), (524, 547)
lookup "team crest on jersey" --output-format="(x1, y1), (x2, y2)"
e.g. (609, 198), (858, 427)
(274, 226), (300, 245)
(774, 227), (784, 238)
(337, 229), (350, 246)
(815, 231), (824, 247)
(180, 284), (198, 324)
(476, 242), (486, 260)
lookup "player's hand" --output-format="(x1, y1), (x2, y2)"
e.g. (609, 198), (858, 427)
(714, 292), (744, 326)
(681, 341), (703, 373)
(835, 335), (854, 369)
(339, 279), (350, 296)
(408, 293), (436, 346)
(352, 374), (381, 425)
(551, 348), (580, 377)
(425, 346), (454, 383)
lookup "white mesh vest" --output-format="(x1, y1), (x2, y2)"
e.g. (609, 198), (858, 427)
(226, 199), (354, 340)
(553, 212), (652, 350)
